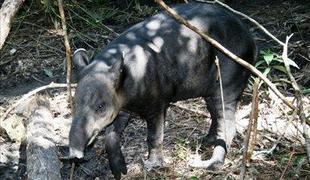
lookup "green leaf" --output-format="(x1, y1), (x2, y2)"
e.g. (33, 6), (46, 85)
(190, 177), (199, 180)
(272, 65), (287, 73)
(255, 60), (266, 68)
(273, 56), (299, 69)
(43, 69), (53, 77)
(263, 53), (274, 65)
(285, 58), (300, 69)
(263, 67), (271, 76)
(302, 88), (310, 94)
(259, 50), (267, 55)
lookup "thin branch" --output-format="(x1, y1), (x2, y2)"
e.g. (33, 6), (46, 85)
(58, 0), (74, 113)
(282, 34), (310, 162)
(215, 56), (226, 121)
(0, 82), (77, 123)
(279, 151), (295, 179)
(240, 78), (260, 180)
(215, 56), (227, 147)
(154, 0), (296, 110)
(170, 103), (209, 117)
(69, 162), (75, 180)
(208, 0), (285, 46)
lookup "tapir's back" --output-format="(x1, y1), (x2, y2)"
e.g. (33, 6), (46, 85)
(96, 2), (254, 64)
(94, 2), (256, 103)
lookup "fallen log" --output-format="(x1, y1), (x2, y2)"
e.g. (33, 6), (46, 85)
(26, 95), (61, 180)
(0, 0), (25, 49)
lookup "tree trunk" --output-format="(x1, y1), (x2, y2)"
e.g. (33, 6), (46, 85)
(26, 96), (61, 180)
(0, 0), (25, 49)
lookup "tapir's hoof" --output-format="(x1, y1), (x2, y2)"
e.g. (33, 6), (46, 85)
(188, 158), (224, 170)
(106, 146), (127, 180)
(143, 157), (163, 171)
(109, 156), (127, 180)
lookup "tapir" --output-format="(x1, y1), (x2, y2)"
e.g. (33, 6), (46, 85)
(69, 2), (256, 179)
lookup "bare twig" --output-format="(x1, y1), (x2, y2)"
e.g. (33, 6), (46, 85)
(248, 79), (260, 159)
(279, 151), (295, 180)
(208, 0), (285, 46)
(154, 0), (296, 110)
(69, 162), (75, 180)
(58, 0), (74, 113)
(170, 103), (209, 117)
(215, 56), (226, 120)
(282, 34), (310, 162)
(240, 78), (260, 180)
(0, 0), (25, 49)
(215, 56), (227, 147)
(0, 82), (77, 123)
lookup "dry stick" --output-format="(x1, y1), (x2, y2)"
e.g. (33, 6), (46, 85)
(170, 104), (209, 117)
(215, 56), (226, 121)
(58, 0), (74, 113)
(215, 56), (227, 148)
(69, 162), (76, 180)
(0, 0), (25, 49)
(240, 78), (260, 180)
(279, 150), (295, 180)
(207, 0), (285, 46)
(0, 82), (77, 123)
(154, 0), (296, 111)
(58, 1), (76, 178)
(247, 80), (260, 161)
(282, 35), (310, 162)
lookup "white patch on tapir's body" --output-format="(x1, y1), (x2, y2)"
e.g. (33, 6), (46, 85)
(107, 48), (117, 54)
(126, 32), (137, 40)
(147, 36), (164, 53)
(146, 19), (161, 30)
(103, 48), (118, 59)
(146, 19), (161, 36)
(179, 25), (199, 54)
(128, 45), (148, 82)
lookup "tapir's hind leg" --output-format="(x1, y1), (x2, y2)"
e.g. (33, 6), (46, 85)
(202, 97), (219, 145)
(203, 96), (238, 170)
(196, 53), (250, 169)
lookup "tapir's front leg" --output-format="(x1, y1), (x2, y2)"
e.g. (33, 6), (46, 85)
(144, 106), (166, 170)
(105, 111), (130, 179)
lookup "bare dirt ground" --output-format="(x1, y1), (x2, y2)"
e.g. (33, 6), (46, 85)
(0, 0), (309, 179)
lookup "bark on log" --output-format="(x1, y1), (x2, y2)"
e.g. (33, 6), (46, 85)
(26, 96), (61, 180)
(0, 0), (25, 49)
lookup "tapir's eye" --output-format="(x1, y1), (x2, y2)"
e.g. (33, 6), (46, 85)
(95, 102), (106, 113)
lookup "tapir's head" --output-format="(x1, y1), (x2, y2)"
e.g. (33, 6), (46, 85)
(69, 49), (124, 159)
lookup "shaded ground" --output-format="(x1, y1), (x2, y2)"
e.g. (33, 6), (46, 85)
(1, 0), (310, 179)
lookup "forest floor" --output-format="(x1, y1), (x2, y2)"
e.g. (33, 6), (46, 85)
(0, 0), (310, 179)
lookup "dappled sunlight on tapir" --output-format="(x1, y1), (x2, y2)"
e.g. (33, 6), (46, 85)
(69, 2), (256, 179)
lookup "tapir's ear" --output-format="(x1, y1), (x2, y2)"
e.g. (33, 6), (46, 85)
(72, 48), (90, 71)
(109, 56), (125, 90)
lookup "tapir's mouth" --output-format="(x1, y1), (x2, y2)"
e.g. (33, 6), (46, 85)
(87, 129), (100, 146)
(69, 147), (84, 159)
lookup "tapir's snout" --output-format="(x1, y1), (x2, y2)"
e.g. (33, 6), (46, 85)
(69, 147), (84, 159)
(69, 117), (89, 159)
(69, 114), (103, 159)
